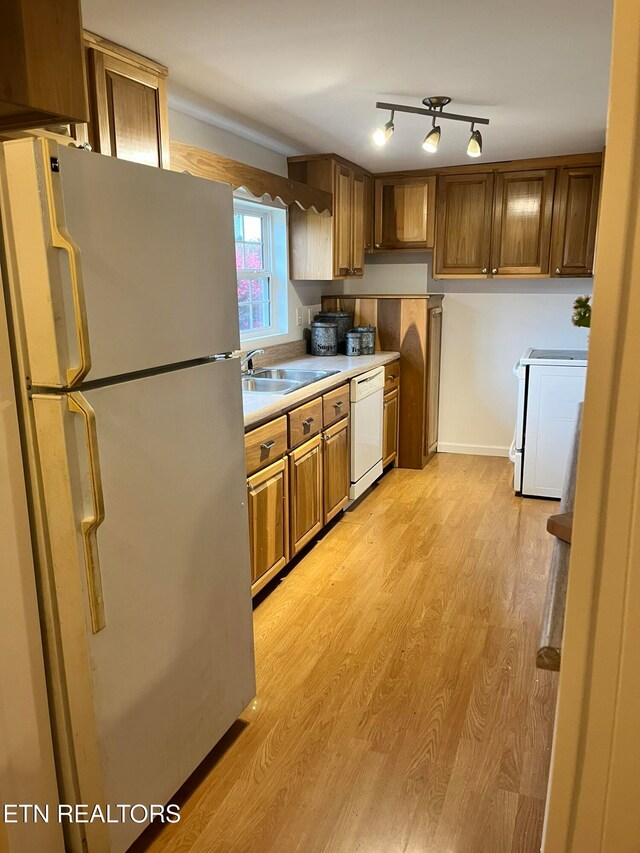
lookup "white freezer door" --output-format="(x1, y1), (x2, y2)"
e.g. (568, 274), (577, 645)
(522, 364), (586, 498)
(1, 139), (240, 387)
(31, 358), (255, 853)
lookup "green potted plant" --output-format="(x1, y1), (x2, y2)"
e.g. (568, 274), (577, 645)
(572, 295), (592, 328)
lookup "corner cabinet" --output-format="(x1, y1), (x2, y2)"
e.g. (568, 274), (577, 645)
(288, 154), (370, 280)
(374, 176), (436, 250)
(84, 33), (170, 168)
(322, 295), (443, 470)
(550, 166), (601, 276)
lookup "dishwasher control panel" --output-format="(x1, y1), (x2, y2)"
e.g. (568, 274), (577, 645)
(350, 366), (385, 401)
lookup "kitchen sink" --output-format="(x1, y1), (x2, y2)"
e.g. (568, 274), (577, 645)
(242, 368), (340, 395)
(241, 377), (299, 393)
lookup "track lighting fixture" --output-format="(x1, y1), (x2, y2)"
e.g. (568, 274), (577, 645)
(467, 124), (482, 158)
(373, 111), (394, 147)
(422, 118), (441, 153)
(373, 96), (490, 157)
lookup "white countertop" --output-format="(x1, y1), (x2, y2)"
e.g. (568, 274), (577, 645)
(243, 352), (400, 429)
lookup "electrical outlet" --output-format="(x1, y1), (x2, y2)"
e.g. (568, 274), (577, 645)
(307, 308), (314, 324)
(295, 308), (304, 327)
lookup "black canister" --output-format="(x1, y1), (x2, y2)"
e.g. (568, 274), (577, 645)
(354, 325), (376, 354)
(310, 321), (338, 356)
(314, 310), (353, 353)
(345, 330), (362, 356)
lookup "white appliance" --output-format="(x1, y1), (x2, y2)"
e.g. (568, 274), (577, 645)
(350, 366), (385, 499)
(0, 138), (255, 853)
(510, 348), (587, 498)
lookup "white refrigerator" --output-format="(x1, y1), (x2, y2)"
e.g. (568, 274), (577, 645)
(0, 138), (255, 852)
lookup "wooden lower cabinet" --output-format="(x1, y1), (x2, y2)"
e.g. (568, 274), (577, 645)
(383, 388), (399, 467)
(289, 434), (324, 556)
(247, 457), (289, 594)
(323, 417), (350, 523)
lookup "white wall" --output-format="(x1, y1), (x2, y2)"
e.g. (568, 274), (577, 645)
(169, 107), (335, 351)
(344, 255), (591, 456)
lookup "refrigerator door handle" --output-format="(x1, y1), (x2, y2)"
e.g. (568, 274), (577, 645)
(68, 392), (106, 632)
(43, 139), (92, 387)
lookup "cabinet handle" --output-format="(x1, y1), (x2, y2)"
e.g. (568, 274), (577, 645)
(261, 439), (276, 450)
(375, 243), (381, 248)
(492, 268), (497, 274)
(302, 418), (315, 429)
(556, 268), (561, 274)
(387, 375), (396, 381)
(333, 401), (343, 410)
(482, 268), (487, 273)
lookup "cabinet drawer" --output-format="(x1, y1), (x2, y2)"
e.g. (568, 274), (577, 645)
(288, 398), (323, 448)
(245, 416), (288, 476)
(323, 384), (350, 427)
(384, 361), (400, 393)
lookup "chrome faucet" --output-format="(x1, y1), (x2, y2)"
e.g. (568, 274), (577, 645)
(240, 349), (264, 374)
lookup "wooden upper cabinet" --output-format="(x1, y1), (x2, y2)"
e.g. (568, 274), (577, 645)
(491, 169), (555, 276)
(434, 173), (494, 277)
(374, 176), (436, 250)
(551, 166), (601, 276)
(287, 154), (369, 280)
(363, 173), (374, 253)
(0, 0), (88, 131)
(85, 33), (169, 168)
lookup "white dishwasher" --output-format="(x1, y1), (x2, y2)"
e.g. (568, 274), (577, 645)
(350, 366), (385, 500)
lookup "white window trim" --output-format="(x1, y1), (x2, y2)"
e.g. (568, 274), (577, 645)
(233, 197), (288, 343)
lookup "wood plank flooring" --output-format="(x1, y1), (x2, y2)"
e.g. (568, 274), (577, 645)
(132, 455), (558, 853)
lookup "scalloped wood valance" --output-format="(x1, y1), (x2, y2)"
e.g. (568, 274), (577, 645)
(169, 140), (332, 214)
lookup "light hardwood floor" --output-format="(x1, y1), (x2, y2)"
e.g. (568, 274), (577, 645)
(133, 455), (558, 853)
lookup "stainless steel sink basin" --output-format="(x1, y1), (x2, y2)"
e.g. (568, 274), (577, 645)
(252, 368), (339, 384)
(242, 377), (299, 393)
(242, 368), (340, 395)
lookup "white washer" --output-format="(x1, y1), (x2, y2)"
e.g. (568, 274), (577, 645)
(349, 366), (385, 500)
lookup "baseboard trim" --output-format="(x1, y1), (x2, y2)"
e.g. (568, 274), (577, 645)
(438, 442), (510, 458)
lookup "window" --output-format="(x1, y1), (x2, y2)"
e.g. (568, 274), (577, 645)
(234, 203), (273, 336)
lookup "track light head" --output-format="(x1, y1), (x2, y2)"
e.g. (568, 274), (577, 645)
(373, 113), (394, 147)
(467, 125), (483, 158)
(422, 120), (441, 153)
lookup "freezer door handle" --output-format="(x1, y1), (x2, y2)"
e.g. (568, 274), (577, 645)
(68, 393), (106, 632)
(43, 139), (92, 386)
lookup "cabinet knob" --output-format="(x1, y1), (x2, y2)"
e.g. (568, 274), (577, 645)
(375, 243), (381, 248)
(482, 268), (487, 274)
(492, 268), (497, 274)
(588, 269), (593, 275)
(555, 268), (561, 274)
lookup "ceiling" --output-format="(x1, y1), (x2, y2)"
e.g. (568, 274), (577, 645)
(81, 0), (613, 171)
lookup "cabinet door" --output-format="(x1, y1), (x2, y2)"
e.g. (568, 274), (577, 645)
(425, 306), (443, 459)
(87, 49), (169, 168)
(363, 173), (374, 253)
(491, 169), (555, 276)
(383, 389), (399, 467)
(323, 418), (350, 523)
(550, 166), (601, 276)
(434, 173), (494, 276)
(289, 435), (323, 556)
(374, 176), (435, 250)
(334, 164), (353, 277)
(351, 171), (366, 275)
(247, 457), (289, 590)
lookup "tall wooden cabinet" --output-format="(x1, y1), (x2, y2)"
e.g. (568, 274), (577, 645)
(550, 166), (601, 276)
(374, 175), (436, 250)
(288, 154), (370, 280)
(322, 295), (444, 469)
(84, 33), (170, 168)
